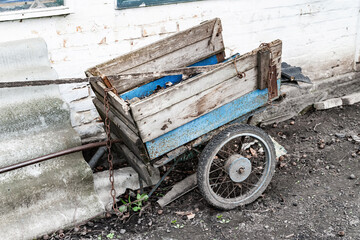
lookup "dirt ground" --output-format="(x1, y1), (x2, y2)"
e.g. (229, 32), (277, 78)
(50, 103), (359, 240)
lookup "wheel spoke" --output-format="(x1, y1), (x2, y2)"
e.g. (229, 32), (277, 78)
(225, 183), (237, 198)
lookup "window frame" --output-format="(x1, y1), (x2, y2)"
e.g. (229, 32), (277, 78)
(116, 0), (203, 10)
(0, 0), (72, 22)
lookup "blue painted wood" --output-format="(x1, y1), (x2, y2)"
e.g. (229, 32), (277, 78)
(120, 55), (219, 100)
(120, 54), (240, 101)
(0, 0), (63, 12)
(117, 0), (203, 10)
(145, 80), (281, 159)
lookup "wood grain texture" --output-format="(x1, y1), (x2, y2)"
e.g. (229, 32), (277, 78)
(145, 85), (274, 159)
(86, 18), (222, 75)
(109, 34), (224, 93)
(131, 40), (281, 122)
(90, 79), (134, 126)
(257, 50), (271, 90)
(93, 98), (149, 162)
(113, 143), (153, 185)
(137, 68), (257, 142)
(131, 40), (281, 142)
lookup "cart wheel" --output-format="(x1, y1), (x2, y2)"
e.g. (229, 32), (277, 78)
(197, 124), (276, 210)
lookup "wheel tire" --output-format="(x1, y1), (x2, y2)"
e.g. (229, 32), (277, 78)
(197, 124), (276, 210)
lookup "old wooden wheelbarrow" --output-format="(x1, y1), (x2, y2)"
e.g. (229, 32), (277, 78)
(86, 18), (282, 210)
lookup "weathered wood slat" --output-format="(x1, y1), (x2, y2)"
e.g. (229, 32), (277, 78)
(110, 34), (224, 93)
(92, 93), (139, 134)
(86, 18), (221, 76)
(257, 50), (271, 90)
(137, 68), (257, 142)
(145, 84), (278, 159)
(90, 80), (135, 125)
(93, 98), (149, 162)
(131, 39), (282, 123)
(113, 143), (153, 185)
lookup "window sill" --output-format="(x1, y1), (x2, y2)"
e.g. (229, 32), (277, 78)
(0, 6), (71, 22)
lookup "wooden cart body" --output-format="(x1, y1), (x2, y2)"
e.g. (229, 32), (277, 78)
(87, 18), (282, 184)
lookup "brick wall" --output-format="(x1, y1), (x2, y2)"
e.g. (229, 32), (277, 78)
(0, 0), (359, 141)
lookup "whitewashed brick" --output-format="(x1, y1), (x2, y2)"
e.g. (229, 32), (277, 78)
(314, 98), (343, 110)
(61, 87), (89, 103)
(70, 98), (96, 112)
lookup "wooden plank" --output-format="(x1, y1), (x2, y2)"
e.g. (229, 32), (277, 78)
(119, 54), (220, 100)
(90, 79), (135, 126)
(137, 68), (257, 142)
(113, 143), (153, 185)
(145, 81), (281, 160)
(110, 35), (224, 93)
(92, 92), (139, 134)
(93, 98), (149, 162)
(257, 50), (271, 90)
(131, 39), (282, 123)
(86, 18), (222, 76)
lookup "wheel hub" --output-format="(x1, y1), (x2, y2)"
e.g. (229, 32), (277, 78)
(224, 154), (252, 182)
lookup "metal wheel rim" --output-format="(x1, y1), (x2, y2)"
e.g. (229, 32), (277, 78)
(205, 132), (272, 204)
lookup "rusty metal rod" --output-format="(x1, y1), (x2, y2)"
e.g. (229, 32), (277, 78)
(0, 140), (122, 174)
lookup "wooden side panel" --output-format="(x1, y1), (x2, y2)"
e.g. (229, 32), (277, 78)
(110, 32), (224, 93)
(86, 18), (224, 94)
(145, 80), (281, 160)
(137, 68), (257, 142)
(90, 79), (135, 126)
(119, 54), (219, 100)
(131, 39), (282, 122)
(93, 98), (149, 162)
(131, 40), (281, 142)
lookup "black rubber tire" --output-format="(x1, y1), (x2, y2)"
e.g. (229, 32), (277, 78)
(197, 124), (276, 210)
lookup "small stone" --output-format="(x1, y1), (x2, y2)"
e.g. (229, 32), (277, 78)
(319, 144), (325, 149)
(290, 121), (295, 125)
(272, 123), (278, 128)
(349, 174), (356, 180)
(279, 155), (285, 161)
(157, 209), (163, 215)
(338, 231), (345, 237)
(87, 221), (94, 227)
(330, 165), (335, 169)
(302, 154), (307, 158)
(292, 202), (298, 206)
(264, 225), (269, 229)
(292, 162), (297, 166)
(325, 165), (329, 170)
(43, 234), (49, 240)
(352, 153), (357, 158)
(335, 133), (346, 138)
(74, 227), (80, 232)
(120, 229), (126, 234)
(195, 208), (199, 212)
(166, 229), (171, 233)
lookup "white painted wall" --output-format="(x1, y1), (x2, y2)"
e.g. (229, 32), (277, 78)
(0, 0), (359, 140)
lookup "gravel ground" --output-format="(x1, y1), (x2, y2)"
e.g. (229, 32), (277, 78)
(46, 103), (360, 240)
